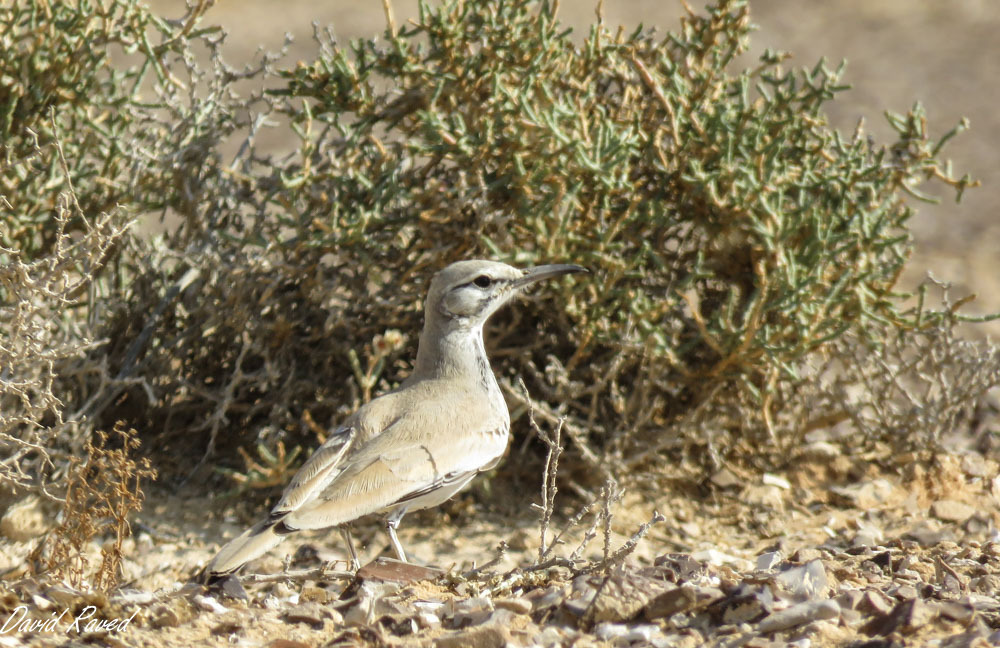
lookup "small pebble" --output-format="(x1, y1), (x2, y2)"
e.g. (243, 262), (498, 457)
(594, 622), (630, 641)
(493, 597), (532, 615)
(193, 595), (229, 614)
(756, 551), (783, 571)
(757, 599), (840, 633)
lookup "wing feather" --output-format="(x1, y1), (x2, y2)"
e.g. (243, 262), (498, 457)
(270, 425), (355, 516)
(285, 425), (507, 530)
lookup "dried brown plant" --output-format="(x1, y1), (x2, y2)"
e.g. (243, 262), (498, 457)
(35, 423), (156, 591)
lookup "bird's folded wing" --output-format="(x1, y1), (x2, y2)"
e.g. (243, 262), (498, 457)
(284, 426), (506, 531)
(269, 424), (355, 517)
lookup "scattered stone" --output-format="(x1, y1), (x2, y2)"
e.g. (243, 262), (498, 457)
(193, 594), (229, 614)
(86, 634), (128, 648)
(414, 599), (446, 614)
(674, 630), (708, 648)
(283, 602), (327, 629)
(524, 585), (566, 612)
(211, 612), (244, 635)
(654, 553), (704, 580)
(0, 496), (47, 541)
(962, 513), (992, 538)
(757, 598), (840, 633)
(415, 610), (441, 629)
(567, 571), (667, 623)
(535, 626), (572, 646)
(594, 622), (630, 641)
(711, 467), (742, 489)
(270, 582), (296, 601)
(937, 600), (975, 624)
(593, 621), (664, 644)
(960, 453), (991, 478)
(763, 473), (791, 490)
(342, 579), (403, 626)
(452, 596), (494, 627)
(712, 585), (774, 625)
(644, 585), (722, 621)
(379, 613), (419, 637)
(562, 596), (590, 619)
(356, 557), (443, 584)
(151, 605), (182, 629)
(775, 559), (827, 600)
(859, 589), (895, 616)
(871, 551), (891, 569)
(738, 638), (782, 648)
(299, 585), (330, 603)
(268, 640), (313, 648)
(830, 479), (894, 509)
(931, 500), (978, 523)
(110, 589), (156, 606)
(756, 551), (783, 571)
(744, 484), (787, 511)
(484, 608), (517, 628)
(904, 521), (956, 546)
(845, 544), (874, 558)
(20, 444), (1000, 648)
(798, 441), (841, 460)
(967, 593), (1000, 612)
(624, 624), (663, 643)
(679, 521), (702, 538)
(861, 599), (934, 636)
(30, 593), (53, 611)
(971, 574), (1000, 594)
(493, 597), (532, 615)
(836, 589), (864, 611)
(852, 526), (885, 548)
(791, 548), (824, 563)
(434, 624), (509, 648)
(411, 600), (444, 629)
(692, 548), (748, 568)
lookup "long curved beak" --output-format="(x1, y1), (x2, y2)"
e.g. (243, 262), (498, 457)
(512, 264), (589, 290)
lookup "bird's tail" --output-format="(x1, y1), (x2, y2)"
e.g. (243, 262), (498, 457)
(204, 518), (287, 577)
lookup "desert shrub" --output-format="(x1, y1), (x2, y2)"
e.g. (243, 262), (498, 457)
(1, 0), (997, 527)
(0, 198), (131, 498)
(236, 0), (993, 480)
(30, 424), (156, 591)
(0, 0), (217, 256)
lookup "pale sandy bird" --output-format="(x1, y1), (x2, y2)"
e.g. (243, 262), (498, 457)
(204, 259), (586, 579)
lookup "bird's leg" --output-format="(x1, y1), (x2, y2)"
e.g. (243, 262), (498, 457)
(340, 527), (360, 571)
(385, 507), (409, 562)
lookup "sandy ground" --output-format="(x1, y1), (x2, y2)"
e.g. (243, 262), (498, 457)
(2, 448), (999, 646)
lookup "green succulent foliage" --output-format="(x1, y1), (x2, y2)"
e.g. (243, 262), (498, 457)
(0, 0), (224, 258)
(269, 0), (973, 459)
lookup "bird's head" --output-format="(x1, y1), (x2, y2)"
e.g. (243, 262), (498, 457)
(426, 259), (587, 329)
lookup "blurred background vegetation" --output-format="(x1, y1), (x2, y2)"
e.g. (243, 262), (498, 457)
(145, 0), (1000, 329)
(2, 0), (998, 583)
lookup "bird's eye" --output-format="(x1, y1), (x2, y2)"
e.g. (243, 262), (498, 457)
(473, 275), (492, 288)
